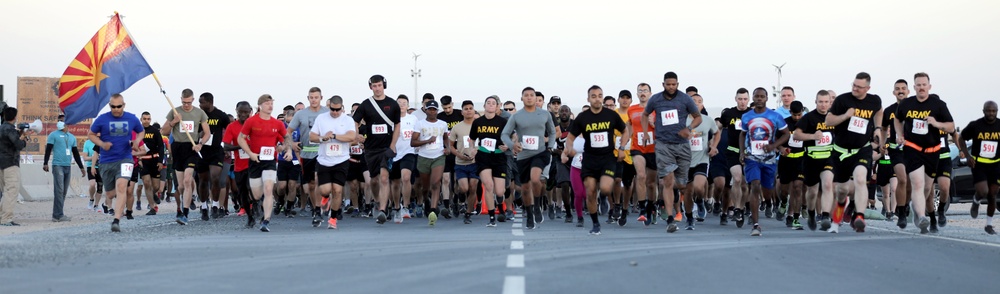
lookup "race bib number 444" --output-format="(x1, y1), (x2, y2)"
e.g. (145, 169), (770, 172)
(661, 110), (679, 126)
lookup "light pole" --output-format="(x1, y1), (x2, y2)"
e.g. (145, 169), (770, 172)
(772, 62), (786, 109)
(411, 53), (422, 100)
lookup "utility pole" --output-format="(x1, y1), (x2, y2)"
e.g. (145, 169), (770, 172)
(411, 53), (422, 100)
(772, 62), (786, 109)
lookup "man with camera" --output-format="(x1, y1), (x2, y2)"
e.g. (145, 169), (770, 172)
(0, 106), (33, 226)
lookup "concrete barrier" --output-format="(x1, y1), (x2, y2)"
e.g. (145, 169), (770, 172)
(12, 160), (90, 202)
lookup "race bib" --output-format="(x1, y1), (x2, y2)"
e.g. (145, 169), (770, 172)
(426, 137), (440, 150)
(636, 132), (646, 146)
(402, 129), (413, 140)
(912, 119), (928, 135)
(481, 138), (497, 152)
(690, 137), (704, 152)
(522, 135), (539, 150)
(660, 110), (679, 126)
(847, 116), (868, 134)
(982, 141), (998, 158)
(788, 138), (803, 148)
(180, 121), (195, 133)
(204, 134), (214, 146)
(733, 119), (743, 131)
(373, 124), (388, 135)
(120, 163), (133, 177)
(590, 132), (609, 148)
(350, 145), (363, 155)
(884, 153), (890, 160)
(940, 138), (946, 148)
(292, 160), (300, 165)
(259, 146), (275, 161)
(818, 132), (833, 146)
(325, 143), (345, 156)
(750, 140), (768, 155)
(237, 150), (249, 159)
(571, 154), (583, 169)
(462, 136), (470, 149)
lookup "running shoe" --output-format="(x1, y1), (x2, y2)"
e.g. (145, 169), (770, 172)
(618, 209), (628, 227)
(565, 212), (573, 223)
(713, 202), (722, 216)
(376, 210), (387, 224)
(576, 217), (584, 228)
(327, 218), (338, 229)
(735, 210), (745, 228)
(750, 224), (761, 236)
(111, 221), (120, 232)
(428, 211), (438, 226)
(534, 205), (544, 224)
(487, 219), (497, 227)
(464, 215), (472, 224)
(401, 207), (412, 219)
(638, 215), (649, 226)
(145, 207), (158, 215)
(611, 205), (621, 222)
(853, 215), (866, 233)
(312, 211), (322, 227)
(393, 210), (403, 223)
(201, 208), (210, 221)
(666, 222), (678, 233)
(125, 210), (134, 220)
(791, 218), (803, 230)
(986, 225), (996, 235)
(176, 214), (187, 225)
(211, 207), (220, 219)
(764, 204), (774, 219)
(548, 206), (557, 221)
(828, 222), (839, 234)
(589, 224), (601, 235)
(937, 204), (948, 227)
(720, 214), (728, 226)
(321, 197), (329, 209)
(918, 216), (930, 234)
(674, 212), (683, 222)
(896, 211), (907, 229)
(929, 218), (938, 233)
(777, 202), (787, 220)
(441, 207), (452, 219)
(832, 202), (845, 225)
(971, 196), (980, 219)
(696, 201), (707, 221)
(87, 200), (94, 210)
(505, 210), (515, 222)
(819, 216), (831, 231)
(237, 208), (246, 216)
(785, 216), (793, 228)
(136, 201), (142, 211)
(260, 220), (270, 232)
(685, 223), (694, 231)
(606, 213), (615, 224)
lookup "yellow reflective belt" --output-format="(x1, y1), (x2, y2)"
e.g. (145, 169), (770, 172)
(939, 152), (950, 159)
(727, 146), (740, 153)
(785, 151), (804, 158)
(977, 156), (1000, 164)
(832, 143), (871, 161)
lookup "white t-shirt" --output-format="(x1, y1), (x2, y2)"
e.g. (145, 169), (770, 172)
(311, 113), (355, 167)
(571, 137), (585, 169)
(394, 115), (418, 161)
(414, 119), (449, 159)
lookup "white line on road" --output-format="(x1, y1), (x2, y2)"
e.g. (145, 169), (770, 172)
(503, 276), (525, 294)
(512, 223), (521, 228)
(869, 226), (1000, 248)
(511, 241), (523, 250)
(507, 254), (524, 268)
(512, 229), (524, 236)
(514, 218), (522, 223)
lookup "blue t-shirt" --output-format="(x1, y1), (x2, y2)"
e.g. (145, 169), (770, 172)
(740, 109), (787, 165)
(644, 91), (700, 144)
(46, 131), (77, 166)
(774, 106), (791, 119)
(83, 140), (95, 167)
(278, 122), (299, 161)
(90, 112), (143, 164)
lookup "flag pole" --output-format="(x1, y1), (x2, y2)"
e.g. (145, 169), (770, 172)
(118, 13), (201, 157)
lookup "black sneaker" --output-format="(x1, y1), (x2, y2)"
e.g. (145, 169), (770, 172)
(525, 209), (536, 230)
(565, 212), (573, 223)
(153, 193), (161, 204)
(937, 205), (948, 227)
(201, 208), (210, 221)
(260, 220), (270, 232)
(246, 217), (256, 229)
(464, 215), (472, 224)
(548, 205), (557, 221)
(735, 210), (745, 228)
(897, 211), (907, 229)
(145, 207), (158, 215)
(986, 225), (996, 235)
(764, 204), (773, 219)
(136, 201), (142, 211)
(589, 224), (601, 235)
(750, 224), (762, 236)
(929, 218), (939, 233)
(618, 209), (628, 227)
(971, 196), (980, 219)
(713, 202), (722, 216)
(376, 210), (387, 224)
(125, 210), (134, 220)
(605, 213), (615, 224)
(441, 207), (452, 219)
(611, 205), (621, 221)
(785, 216), (793, 228)
(685, 221), (694, 231)
(576, 217), (584, 228)
(111, 221), (120, 232)
(666, 222), (679, 233)
(534, 205), (544, 224)
(312, 211), (321, 227)
(808, 214), (817, 231)
(505, 210), (514, 222)
(819, 216), (831, 231)
(720, 214), (728, 226)
(487, 219), (497, 227)
(211, 207), (219, 219)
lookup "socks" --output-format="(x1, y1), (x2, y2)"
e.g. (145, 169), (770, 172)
(590, 213), (599, 225)
(488, 210), (495, 221)
(443, 199), (451, 208)
(808, 210), (815, 219)
(988, 216), (994, 226)
(213, 201), (220, 208)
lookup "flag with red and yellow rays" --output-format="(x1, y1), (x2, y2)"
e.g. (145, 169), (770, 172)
(58, 12), (153, 124)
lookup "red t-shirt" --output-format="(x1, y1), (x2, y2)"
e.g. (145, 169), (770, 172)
(628, 104), (655, 154)
(223, 120), (248, 172)
(239, 114), (287, 161)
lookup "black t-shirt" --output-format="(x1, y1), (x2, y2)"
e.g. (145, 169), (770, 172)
(896, 95), (953, 149)
(881, 102), (899, 148)
(796, 110), (836, 150)
(961, 118), (1000, 159)
(782, 116), (804, 153)
(202, 107), (230, 151)
(720, 107), (751, 150)
(353, 97), (401, 150)
(556, 119), (572, 151)
(142, 125), (164, 156)
(830, 93), (882, 148)
(470, 115), (508, 152)
(569, 108), (627, 157)
(352, 123), (369, 159)
(437, 111), (464, 131)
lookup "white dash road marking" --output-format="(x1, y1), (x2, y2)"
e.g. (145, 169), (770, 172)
(512, 229), (524, 236)
(507, 254), (524, 268)
(511, 241), (524, 250)
(512, 223), (522, 228)
(502, 276), (525, 294)
(869, 226), (1000, 248)
(514, 218), (523, 223)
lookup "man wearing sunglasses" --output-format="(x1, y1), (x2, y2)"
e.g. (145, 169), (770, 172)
(88, 94), (145, 232)
(162, 89), (211, 225)
(312, 96), (358, 229)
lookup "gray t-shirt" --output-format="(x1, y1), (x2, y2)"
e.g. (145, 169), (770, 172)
(688, 114), (718, 166)
(165, 107), (208, 143)
(501, 108), (556, 160)
(288, 106), (329, 159)
(644, 91), (700, 144)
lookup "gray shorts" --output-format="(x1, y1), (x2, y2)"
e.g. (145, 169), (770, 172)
(655, 142), (691, 185)
(100, 159), (134, 192)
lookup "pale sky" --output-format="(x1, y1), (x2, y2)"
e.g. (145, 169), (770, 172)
(2, 0), (998, 127)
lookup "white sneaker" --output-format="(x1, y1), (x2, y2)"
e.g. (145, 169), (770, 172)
(401, 207), (412, 219)
(828, 224), (839, 234)
(393, 210), (403, 224)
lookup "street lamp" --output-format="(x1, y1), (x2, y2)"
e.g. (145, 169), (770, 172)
(411, 53), (422, 101)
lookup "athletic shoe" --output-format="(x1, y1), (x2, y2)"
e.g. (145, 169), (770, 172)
(750, 224), (761, 236)
(260, 220), (270, 232)
(176, 215), (187, 225)
(720, 214), (728, 226)
(986, 225), (996, 235)
(897, 212), (907, 229)
(792, 218), (803, 230)
(102, 205), (109, 214)
(487, 219), (497, 227)
(441, 207), (452, 219)
(548, 206), (557, 221)
(376, 210), (387, 224)
(696, 201), (707, 221)
(832, 202), (845, 225)
(618, 210), (628, 227)
(200, 208), (209, 221)
(125, 210), (134, 220)
(611, 205), (621, 221)
(534, 206), (544, 224)
(685, 224), (694, 231)
(236, 208), (245, 216)
(153, 193), (161, 204)
(327, 218), (338, 229)
(464, 215), (472, 224)
(246, 217), (256, 229)
(971, 196), (980, 219)
(638, 215), (649, 226)
(52, 215), (71, 222)
(929, 218), (938, 233)
(393, 210), (403, 224)
(776, 202), (787, 220)
(605, 213), (615, 224)
(819, 216), (831, 231)
(589, 224), (601, 235)
(785, 216), (793, 228)
(111, 221), (120, 232)
(853, 215), (866, 233)
(673, 212), (682, 222)
(764, 204), (774, 219)
(735, 210), (745, 228)
(312, 211), (322, 227)
(828, 223), (839, 234)
(666, 222), (678, 233)
(414, 205), (424, 219)
(428, 212), (438, 226)
(505, 210), (514, 222)
(576, 217), (584, 228)
(937, 206), (947, 227)
(918, 216), (930, 234)
(525, 212), (536, 230)
(87, 200), (94, 210)
(713, 202), (722, 216)
(565, 214), (573, 223)
(145, 207), (158, 215)
(136, 201), (142, 211)
(211, 207), (219, 219)
(401, 207), (412, 219)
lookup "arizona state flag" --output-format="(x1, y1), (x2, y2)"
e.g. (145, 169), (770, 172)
(58, 13), (153, 124)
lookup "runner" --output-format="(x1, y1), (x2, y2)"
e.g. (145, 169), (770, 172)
(826, 72), (884, 233)
(894, 73), (953, 234)
(795, 90), (837, 231)
(685, 94), (719, 230)
(162, 89), (211, 225)
(626, 83), (659, 226)
(956, 101), (1000, 235)
(275, 106), (301, 218)
(138, 112), (164, 215)
(738, 88), (790, 236)
(501, 87), (557, 230)
(197, 92), (230, 220)
(554, 105), (575, 222)
(310, 96), (358, 229)
(470, 96), (509, 227)
(449, 100), (480, 224)
(390, 94), (418, 223)
(565, 85), (629, 235)
(286, 87), (329, 226)
(932, 112), (960, 232)
(87, 94), (145, 232)
(613, 93), (637, 226)
(412, 100), (451, 226)
(352, 75), (402, 225)
(223, 102), (253, 226)
(237, 94), (288, 232)
(437, 95), (464, 217)
(778, 101), (805, 229)
(880, 79), (910, 227)
(719, 88), (751, 227)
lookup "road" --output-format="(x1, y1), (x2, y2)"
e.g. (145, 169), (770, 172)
(1, 207), (998, 293)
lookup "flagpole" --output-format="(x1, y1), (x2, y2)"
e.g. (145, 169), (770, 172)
(118, 13), (201, 158)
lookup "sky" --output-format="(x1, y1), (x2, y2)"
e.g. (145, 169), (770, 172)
(2, 0), (998, 128)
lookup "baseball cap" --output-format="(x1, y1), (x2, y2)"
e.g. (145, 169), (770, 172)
(549, 96), (561, 104)
(425, 100), (440, 110)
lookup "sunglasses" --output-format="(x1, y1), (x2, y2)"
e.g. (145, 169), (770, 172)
(110, 104), (124, 109)
(504, 108), (515, 111)
(331, 107), (343, 112)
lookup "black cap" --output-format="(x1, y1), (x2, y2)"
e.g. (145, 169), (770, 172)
(425, 100), (440, 110)
(462, 100), (474, 108)
(549, 96), (561, 104)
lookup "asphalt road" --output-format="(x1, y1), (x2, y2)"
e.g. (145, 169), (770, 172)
(1, 208), (998, 293)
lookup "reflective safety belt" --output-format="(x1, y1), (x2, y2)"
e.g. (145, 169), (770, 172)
(832, 142), (871, 161)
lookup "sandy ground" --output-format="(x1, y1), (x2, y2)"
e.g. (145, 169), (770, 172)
(0, 191), (185, 236)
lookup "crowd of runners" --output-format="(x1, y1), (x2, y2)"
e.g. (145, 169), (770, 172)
(76, 72), (999, 236)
